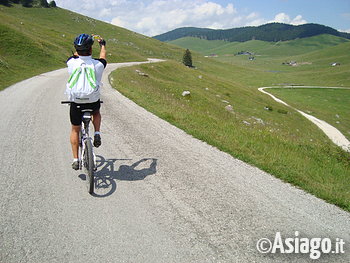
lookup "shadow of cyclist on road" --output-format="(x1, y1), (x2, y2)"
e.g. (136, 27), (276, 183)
(87, 156), (158, 197)
(114, 158), (158, 181)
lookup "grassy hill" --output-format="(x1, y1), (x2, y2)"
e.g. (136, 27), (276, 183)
(296, 41), (350, 66)
(111, 36), (350, 210)
(169, 37), (229, 54)
(0, 4), (183, 90)
(112, 59), (350, 211)
(169, 34), (349, 56)
(1, 4), (349, 211)
(268, 88), (350, 141)
(170, 35), (350, 88)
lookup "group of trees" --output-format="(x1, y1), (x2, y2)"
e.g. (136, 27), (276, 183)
(0, 0), (56, 7)
(155, 23), (350, 42)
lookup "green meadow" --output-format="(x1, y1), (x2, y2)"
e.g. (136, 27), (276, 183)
(169, 34), (349, 57)
(1, 4), (349, 210)
(112, 57), (350, 210)
(268, 88), (350, 141)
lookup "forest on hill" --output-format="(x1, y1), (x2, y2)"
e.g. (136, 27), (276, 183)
(0, 0), (56, 8)
(154, 23), (350, 42)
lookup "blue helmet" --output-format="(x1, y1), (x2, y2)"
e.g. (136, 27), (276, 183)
(74, 34), (94, 51)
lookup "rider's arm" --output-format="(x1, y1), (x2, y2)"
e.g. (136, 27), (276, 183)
(98, 39), (107, 60)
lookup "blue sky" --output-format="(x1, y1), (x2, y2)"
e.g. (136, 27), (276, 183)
(54, 0), (350, 36)
(228, 0), (350, 31)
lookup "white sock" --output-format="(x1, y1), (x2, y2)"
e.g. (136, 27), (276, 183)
(94, 131), (101, 135)
(73, 158), (79, 162)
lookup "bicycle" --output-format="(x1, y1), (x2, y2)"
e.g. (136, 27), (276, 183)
(61, 101), (100, 194)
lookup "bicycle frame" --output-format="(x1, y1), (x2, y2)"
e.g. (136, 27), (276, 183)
(79, 111), (97, 171)
(61, 100), (101, 194)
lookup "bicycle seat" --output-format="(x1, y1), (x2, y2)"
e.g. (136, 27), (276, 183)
(82, 111), (92, 126)
(82, 109), (93, 119)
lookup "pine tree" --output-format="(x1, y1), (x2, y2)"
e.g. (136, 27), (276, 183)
(40, 0), (49, 7)
(182, 49), (193, 68)
(48, 0), (56, 7)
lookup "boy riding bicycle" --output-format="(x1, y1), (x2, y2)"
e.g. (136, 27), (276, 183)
(66, 34), (107, 170)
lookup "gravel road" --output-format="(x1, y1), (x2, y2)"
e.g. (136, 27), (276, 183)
(0, 61), (349, 263)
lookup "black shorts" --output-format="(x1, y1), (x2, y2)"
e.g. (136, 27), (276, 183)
(70, 100), (101, 126)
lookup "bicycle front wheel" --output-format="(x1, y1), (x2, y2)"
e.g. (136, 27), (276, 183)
(83, 139), (94, 194)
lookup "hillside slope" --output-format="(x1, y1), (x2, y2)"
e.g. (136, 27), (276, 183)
(112, 58), (350, 211)
(169, 34), (349, 56)
(0, 4), (183, 90)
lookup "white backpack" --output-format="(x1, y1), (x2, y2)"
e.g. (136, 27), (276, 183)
(66, 61), (100, 103)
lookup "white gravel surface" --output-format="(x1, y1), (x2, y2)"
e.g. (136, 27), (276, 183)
(0, 61), (349, 263)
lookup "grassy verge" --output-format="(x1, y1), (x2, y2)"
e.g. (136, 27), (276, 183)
(0, 4), (183, 90)
(111, 60), (350, 211)
(268, 88), (350, 140)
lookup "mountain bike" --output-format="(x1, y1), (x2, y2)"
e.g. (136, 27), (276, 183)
(61, 101), (99, 194)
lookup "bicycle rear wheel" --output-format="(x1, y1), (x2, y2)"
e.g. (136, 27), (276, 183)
(83, 139), (94, 194)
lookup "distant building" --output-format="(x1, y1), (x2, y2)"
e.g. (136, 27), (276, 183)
(236, 51), (253, 56)
(282, 61), (297, 66)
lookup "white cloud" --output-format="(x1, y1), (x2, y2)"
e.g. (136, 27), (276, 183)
(54, 0), (309, 36)
(108, 1), (240, 36)
(55, 0), (243, 35)
(246, 12), (259, 20)
(292, 15), (307, 25)
(99, 8), (112, 18)
(193, 2), (225, 16)
(106, 0), (241, 36)
(271, 12), (307, 25)
(111, 17), (127, 28)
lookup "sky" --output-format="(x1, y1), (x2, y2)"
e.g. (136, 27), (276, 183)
(54, 0), (350, 36)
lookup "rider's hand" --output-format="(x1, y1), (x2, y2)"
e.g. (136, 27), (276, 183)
(98, 38), (106, 47)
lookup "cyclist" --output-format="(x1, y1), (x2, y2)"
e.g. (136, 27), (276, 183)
(66, 33), (107, 170)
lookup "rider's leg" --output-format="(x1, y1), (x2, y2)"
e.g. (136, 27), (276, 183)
(92, 110), (101, 147)
(92, 110), (101, 133)
(70, 125), (81, 159)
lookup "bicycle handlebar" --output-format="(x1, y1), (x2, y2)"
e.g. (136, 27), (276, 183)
(61, 101), (103, 104)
